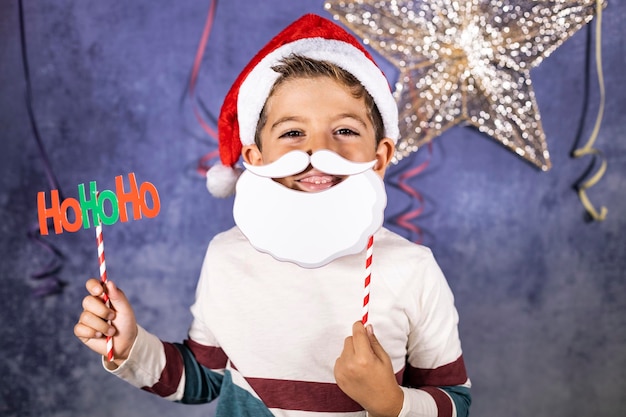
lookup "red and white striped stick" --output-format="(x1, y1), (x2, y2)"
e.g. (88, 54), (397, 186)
(96, 208), (114, 362)
(362, 235), (373, 326)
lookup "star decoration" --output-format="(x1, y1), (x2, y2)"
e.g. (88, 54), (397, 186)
(324, 0), (605, 169)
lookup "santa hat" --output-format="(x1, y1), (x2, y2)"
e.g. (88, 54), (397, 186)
(206, 13), (399, 197)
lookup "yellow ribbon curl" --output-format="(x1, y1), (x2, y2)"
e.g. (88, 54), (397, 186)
(572, 0), (608, 221)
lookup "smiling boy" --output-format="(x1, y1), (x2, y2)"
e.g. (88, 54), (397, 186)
(75, 14), (470, 417)
(243, 55), (394, 193)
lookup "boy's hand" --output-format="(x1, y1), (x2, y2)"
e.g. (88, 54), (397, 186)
(74, 279), (138, 367)
(334, 321), (404, 417)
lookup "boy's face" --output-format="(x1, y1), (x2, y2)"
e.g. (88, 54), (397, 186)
(242, 77), (394, 192)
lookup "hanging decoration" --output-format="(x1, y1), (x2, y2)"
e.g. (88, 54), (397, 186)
(324, 0), (606, 171)
(19, 0), (67, 296)
(188, 0), (221, 177)
(571, 0), (608, 221)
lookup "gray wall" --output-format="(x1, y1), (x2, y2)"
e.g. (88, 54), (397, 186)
(1, 1), (624, 416)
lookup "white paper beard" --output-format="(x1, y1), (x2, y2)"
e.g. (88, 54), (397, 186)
(233, 155), (387, 268)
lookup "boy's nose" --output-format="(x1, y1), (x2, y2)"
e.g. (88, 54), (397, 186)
(306, 133), (334, 154)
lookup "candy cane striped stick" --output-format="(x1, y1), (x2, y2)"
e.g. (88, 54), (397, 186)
(362, 235), (373, 326)
(96, 203), (114, 362)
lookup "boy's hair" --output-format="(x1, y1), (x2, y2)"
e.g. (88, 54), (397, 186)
(254, 54), (385, 150)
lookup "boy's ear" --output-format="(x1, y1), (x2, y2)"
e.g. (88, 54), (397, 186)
(373, 138), (395, 178)
(242, 145), (264, 166)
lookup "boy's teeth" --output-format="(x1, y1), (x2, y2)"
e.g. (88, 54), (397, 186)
(301, 175), (332, 184)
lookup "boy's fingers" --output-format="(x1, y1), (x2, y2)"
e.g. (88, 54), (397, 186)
(86, 280), (131, 316)
(351, 321), (374, 356)
(86, 278), (104, 296)
(78, 310), (115, 336)
(74, 323), (109, 357)
(342, 335), (354, 354)
(105, 281), (131, 313)
(82, 295), (114, 320)
(365, 325), (388, 359)
(74, 322), (104, 341)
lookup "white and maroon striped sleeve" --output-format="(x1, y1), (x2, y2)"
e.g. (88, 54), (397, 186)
(399, 255), (471, 417)
(104, 325), (187, 401)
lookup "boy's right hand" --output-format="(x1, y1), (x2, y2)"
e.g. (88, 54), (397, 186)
(74, 279), (138, 368)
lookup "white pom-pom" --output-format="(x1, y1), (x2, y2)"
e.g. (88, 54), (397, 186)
(206, 163), (242, 198)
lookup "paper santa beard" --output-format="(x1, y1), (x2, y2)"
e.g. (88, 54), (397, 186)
(233, 151), (387, 268)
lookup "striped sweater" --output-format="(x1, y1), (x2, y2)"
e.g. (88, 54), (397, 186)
(107, 226), (471, 416)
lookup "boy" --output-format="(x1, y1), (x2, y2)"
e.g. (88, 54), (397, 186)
(74, 14), (471, 417)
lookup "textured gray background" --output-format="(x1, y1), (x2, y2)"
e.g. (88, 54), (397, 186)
(1, 1), (625, 416)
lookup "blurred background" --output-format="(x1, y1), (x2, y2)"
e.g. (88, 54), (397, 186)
(1, 1), (624, 416)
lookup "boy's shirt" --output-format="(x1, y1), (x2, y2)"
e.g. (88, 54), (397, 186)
(108, 226), (470, 417)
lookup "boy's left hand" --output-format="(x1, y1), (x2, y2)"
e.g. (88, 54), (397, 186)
(334, 321), (404, 417)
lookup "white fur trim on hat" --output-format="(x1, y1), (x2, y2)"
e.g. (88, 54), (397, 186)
(206, 162), (243, 198)
(237, 38), (399, 147)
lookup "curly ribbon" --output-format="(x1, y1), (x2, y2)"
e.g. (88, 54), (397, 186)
(27, 225), (67, 297)
(188, 0), (221, 176)
(389, 143), (433, 244)
(572, 0), (607, 221)
(189, 0), (218, 138)
(19, 0), (67, 296)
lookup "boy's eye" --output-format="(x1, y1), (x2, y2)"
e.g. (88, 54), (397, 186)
(279, 130), (304, 138)
(335, 128), (359, 136)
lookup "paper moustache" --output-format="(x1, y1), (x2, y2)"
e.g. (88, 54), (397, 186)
(243, 150), (376, 178)
(310, 150), (376, 175)
(243, 150), (310, 178)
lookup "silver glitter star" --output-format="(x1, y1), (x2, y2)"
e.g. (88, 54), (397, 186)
(325, 0), (605, 169)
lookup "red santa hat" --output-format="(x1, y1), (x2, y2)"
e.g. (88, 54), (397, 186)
(206, 13), (399, 197)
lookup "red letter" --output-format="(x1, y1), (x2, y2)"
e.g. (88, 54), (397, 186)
(115, 173), (142, 222)
(139, 181), (161, 218)
(37, 190), (64, 235)
(60, 197), (83, 233)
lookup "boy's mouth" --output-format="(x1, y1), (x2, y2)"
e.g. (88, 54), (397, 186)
(295, 169), (345, 192)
